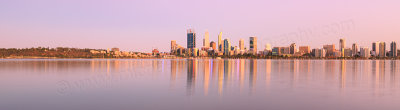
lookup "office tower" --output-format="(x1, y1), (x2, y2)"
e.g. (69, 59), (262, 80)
(171, 40), (177, 53)
(239, 39), (244, 51)
(352, 43), (358, 56)
(314, 48), (326, 58)
(265, 43), (272, 51)
(379, 42), (386, 57)
(210, 41), (216, 50)
(203, 31), (210, 48)
(223, 39), (231, 55)
(272, 47), (282, 56)
(299, 46), (310, 54)
(360, 47), (370, 58)
(187, 29), (196, 49)
(218, 32), (222, 51)
(340, 38), (346, 51)
(249, 37), (257, 55)
(323, 44), (335, 56)
(289, 43), (296, 54)
(390, 41), (397, 57)
(343, 48), (353, 57)
(372, 42), (380, 56)
(282, 47), (290, 54)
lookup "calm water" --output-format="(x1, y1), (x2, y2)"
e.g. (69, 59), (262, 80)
(1, 59), (400, 110)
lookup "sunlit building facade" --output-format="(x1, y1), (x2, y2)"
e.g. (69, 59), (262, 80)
(249, 37), (257, 55)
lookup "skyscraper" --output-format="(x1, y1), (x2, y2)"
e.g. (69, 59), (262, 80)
(360, 47), (370, 58)
(339, 38), (346, 51)
(239, 39), (244, 51)
(265, 43), (272, 51)
(171, 40), (177, 53)
(372, 42), (380, 56)
(314, 48), (326, 58)
(299, 46), (310, 54)
(323, 44), (335, 56)
(223, 39), (231, 55)
(203, 31), (210, 48)
(289, 43), (296, 54)
(218, 32), (222, 51)
(390, 41), (397, 57)
(352, 43), (358, 56)
(379, 42), (386, 58)
(187, 29), (196, 49)
(249, 37), (257, 55)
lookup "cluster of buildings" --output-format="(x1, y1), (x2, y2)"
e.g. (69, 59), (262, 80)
(165, 29), (399, 59)
(169, 29), (259, 57)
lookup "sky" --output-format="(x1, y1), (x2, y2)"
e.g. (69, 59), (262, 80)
(0, 0), (400, 52)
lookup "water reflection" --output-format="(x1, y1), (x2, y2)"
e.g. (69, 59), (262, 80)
(2, 59), (400, 109)
(187, 59), (197, 96)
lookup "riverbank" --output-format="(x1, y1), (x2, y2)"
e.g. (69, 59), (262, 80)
(1, 56), (399, 60)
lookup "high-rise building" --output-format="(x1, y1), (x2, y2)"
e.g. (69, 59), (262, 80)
(372, 42), (380, 56)
(352, 43), (358, 56)
(343, 48), (353, 57)
(379, 42), (386, 58)
(289, 43), (296, 54)
(272, 47), (282, 56)
(339, 38), (346, 51)
(265, 43), (272, 51)
(314, 48), (326, 58)
(299, 46), (310, 54)
(210, 41), (216, 50)
(249, 37), (257, 55)
(239, 39), (244, 51)
(171, 40), (177, 53)
(390, 41), (397, 57)
(282, 47), (290, 54)
(203, 31), (210, 48)
(187, 29), (196, 49)
(223, 39), (231, 55)
(218, 32), (222, 51)
(360, 47), (370, 58)
(323, 44), (335, 56)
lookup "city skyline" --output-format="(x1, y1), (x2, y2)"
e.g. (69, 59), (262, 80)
(1, 0), (400, 52)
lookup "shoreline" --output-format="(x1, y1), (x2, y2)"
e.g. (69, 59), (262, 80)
(1, 56), (399, 60)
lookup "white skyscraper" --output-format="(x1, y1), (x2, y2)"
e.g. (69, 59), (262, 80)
(218, 32), (223, 52)
(239, 39), (244, 51)
(372, 42), (380, 56)
(265, 43), (272, 51)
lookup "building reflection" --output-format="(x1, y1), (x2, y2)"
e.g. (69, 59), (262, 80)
(224, 59), (232, 91)
(170, 60), (177, 89)
(249, 59), (257, 94)
(7, 59), (400, 98)
(289, 60), (298, 87)
(186, 59), (197, 96)
(339, 60), (346, 89)
(218, 59), (224, 96)
(204, 59), (210, 96)
(239, 59), (245, 93)
(265, 59), (271, 88)
(390, 60), (397, 87)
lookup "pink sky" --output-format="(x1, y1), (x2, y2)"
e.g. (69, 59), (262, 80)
(0, 0), (399, 52)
